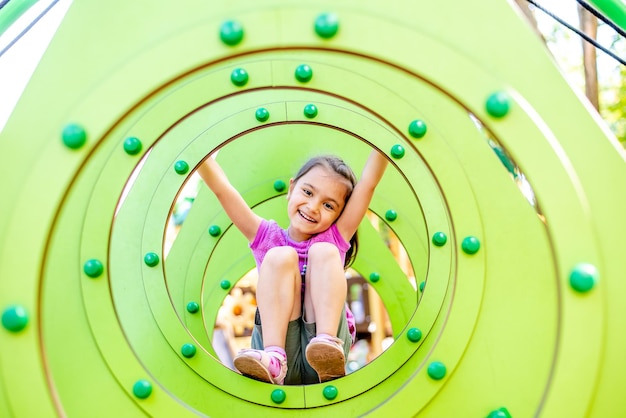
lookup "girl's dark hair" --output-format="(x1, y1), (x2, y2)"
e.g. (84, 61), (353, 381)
(293, 155), (359, 269)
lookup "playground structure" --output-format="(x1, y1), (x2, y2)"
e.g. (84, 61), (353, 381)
(1, 0), (626, 416)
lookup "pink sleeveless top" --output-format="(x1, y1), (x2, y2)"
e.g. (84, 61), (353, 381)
(250, 220), (356, 343)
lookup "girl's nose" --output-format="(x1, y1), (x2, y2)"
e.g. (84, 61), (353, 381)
(309, 200), (321, 213)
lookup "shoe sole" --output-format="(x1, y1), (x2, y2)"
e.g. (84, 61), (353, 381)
(305, 342), (346, 383)
(233, 356), (273, 383)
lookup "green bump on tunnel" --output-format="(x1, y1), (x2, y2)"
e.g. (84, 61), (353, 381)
(427, 361), (447, 380)
(408, 119), (427, 139)
(323, 385), (338, 400)
(144, 252), (160, 267)
(1, 305), (29, 333)
(255, 107), (270, 122)
(208, 225), (222, 237)
(486, 92), (510, 118)
(569, 263), (599, 293)
(231, 68), (249, 86)
(83, 259), (104, 278)
(186, 302), (199, 314)
(220, 20), (244, 46)
(303, 103), (318, 118)
(133, 380), (153, 399)
(461, 236), (480, 255)
(271, 389), (286, 404)
(181, 343), (197, 358)
(314, 12), (339, 38)
(123, 137), (142, 155)
(432, 232), (447, 246)
(174, 160), (189, 174)
(62, 123), (87, 149)
(407, 328), (422, 343)
(273, 180), (286, 192)
(295, 64), (313, 82)
(390, 144), (405, 159)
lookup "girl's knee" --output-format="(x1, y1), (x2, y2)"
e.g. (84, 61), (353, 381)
(308, 242), (340, 262)
(263, 246), (298, 267)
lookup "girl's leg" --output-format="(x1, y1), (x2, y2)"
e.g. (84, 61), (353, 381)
(234, 246), (300, 384)
(303, 242), (347, 335)
(256, 246), (302, 345)
(303, 242), (348, 382)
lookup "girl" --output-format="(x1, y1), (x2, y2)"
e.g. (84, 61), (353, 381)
(198, 149), (388, 385)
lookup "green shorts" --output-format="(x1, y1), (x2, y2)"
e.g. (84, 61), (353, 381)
(250, 306), (352, 385)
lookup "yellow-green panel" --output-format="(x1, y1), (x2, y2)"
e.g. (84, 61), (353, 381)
(2, 0), (626, 417)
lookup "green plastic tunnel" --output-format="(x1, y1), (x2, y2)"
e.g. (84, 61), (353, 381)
(1, 0), (626, 417)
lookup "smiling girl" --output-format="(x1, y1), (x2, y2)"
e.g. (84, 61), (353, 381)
(198, 150), (388, 385)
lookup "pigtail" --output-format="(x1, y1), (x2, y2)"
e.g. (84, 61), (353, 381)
(344, 232), (358, 269)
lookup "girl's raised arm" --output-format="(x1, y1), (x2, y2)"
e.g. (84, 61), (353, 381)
(336, 149), (389, 241)
(197, 156), (263, 242)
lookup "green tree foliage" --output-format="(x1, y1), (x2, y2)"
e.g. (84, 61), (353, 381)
(601, 53), (626, 147)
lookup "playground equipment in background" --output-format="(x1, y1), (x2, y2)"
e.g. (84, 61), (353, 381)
(1, 0), (626, 416)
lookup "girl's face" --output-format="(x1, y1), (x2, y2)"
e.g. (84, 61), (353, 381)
(286, 165), (351, 242)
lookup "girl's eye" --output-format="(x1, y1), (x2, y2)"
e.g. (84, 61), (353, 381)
(324, 203), (334, 210)
(303, 189), (312, 196)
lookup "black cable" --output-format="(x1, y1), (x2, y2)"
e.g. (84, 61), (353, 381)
(576, 0), (626, 38)
(526, 0), (626, 66)
(0, 0), (59, 59)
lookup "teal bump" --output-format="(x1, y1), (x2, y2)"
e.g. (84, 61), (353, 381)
(274, 180), (286, 192)
(220, 280), (231, 290)
(181, 343), (197, 358)
(432, 232), (447, 246)
(427, 361), (446, 380)
(144, 252), (160, 267)
(187, 301), (200, 314)
(369, 272), (380, 283)
(315, 12), (339, 38)
(133, 380), (153, 399)
(303, 104), (318, 118)
(461, 236), (480, 255)
(390, 144), (405, 159)
(323, 385), (338, 400)
(385, 209), (397, 222)
(83, 259), (104, 278)
(174, 160), (189, 175)
(208, 225), (221, 237)
(407, 327), (422, 342)
(569, 263), (598, 293)
(487, 407), (512, 418)
(419, 281), (425, 292)
(231, 68), (249, 86)
(255, 107), (270, 122)
(62, 123), (87, 149)
(295, 64), (313, 82)
(271, 389), (286, 404)
(220, 20), (244, 46)
(2, 305), (29, 333)
(486, 92), (511, 118)
(123, 137), (142, 155)
(408, 119), (427, 139)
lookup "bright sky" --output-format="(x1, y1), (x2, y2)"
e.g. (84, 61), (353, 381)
(0, 0), (72, 131)
(0, 0), (621, 132)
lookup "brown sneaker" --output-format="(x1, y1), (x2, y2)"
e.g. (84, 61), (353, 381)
(305, 335), (346, 383)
